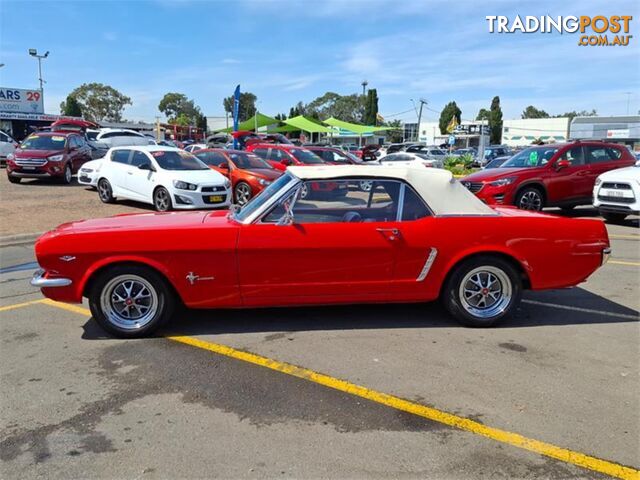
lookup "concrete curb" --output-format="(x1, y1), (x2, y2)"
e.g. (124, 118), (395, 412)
(0, 233), (41, 248)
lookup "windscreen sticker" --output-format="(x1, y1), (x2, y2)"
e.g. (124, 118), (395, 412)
(151, 151), (165, 157)
(528, 151), (538, 165)
(51, 136), (65, 141)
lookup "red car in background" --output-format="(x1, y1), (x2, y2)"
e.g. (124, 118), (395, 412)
(6, 131), (92, 184)
(461, 141), (636, 211)
(195, 149), (281, 205)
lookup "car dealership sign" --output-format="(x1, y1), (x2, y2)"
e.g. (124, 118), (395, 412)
(0, 87), (44, 114)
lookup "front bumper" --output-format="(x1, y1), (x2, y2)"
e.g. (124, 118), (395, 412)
(30, 268), (72, 288)
(171, 186), (232, 209)
(7, 161), (66, 178)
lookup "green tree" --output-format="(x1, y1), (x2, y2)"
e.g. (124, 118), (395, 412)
(223, 92), (257, 122)
(60, 95), (82, 117)
(363, 88), (379, 125)
(439, 101), (462, 135)
(158, 92), (202, 124)
(305, 92), (365, 122)
(384, 119), (404, 143)
(554, 109), (597, 121)
(61, 83), (131, 122)
(489, 96), (503, 144)
(476, 108), (490, 121)
(521, 105), (550, 119)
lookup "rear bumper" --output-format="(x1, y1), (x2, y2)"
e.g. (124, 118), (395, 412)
(30, 268), (72, 288)
(601, 247), (612, 266)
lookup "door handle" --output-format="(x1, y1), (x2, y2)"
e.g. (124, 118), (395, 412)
(376, 227), (400, 240)
(127, 171), (133, 175)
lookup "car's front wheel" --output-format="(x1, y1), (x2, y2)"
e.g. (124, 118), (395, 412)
(442, 255), (522, 327)
(60, 164), (73, 185)
(98, 178), (115, 203)
(515, 187), (544, 211)
(154, 187), (172, 211)
(88, 265), (175, 338)
(234, 182), (252, 205)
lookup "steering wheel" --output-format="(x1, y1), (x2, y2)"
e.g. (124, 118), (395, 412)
(342, 211), (362, 223)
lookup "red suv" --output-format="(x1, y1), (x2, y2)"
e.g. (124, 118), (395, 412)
(246, 144), (325, 171)
(460, 141), (635, 211)
(7, 131), (92, 184)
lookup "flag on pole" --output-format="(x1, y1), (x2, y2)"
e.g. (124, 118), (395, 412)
(232, 85), (240, 149)
(446, 116), (459, 134)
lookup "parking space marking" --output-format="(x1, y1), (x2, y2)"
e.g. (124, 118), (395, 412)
(0, 298), (46, 313)
(522, 299), (639, 320)
(2, 298), (638, 479)
(609, 260), (640, 267)
(609, 234), (640, 240)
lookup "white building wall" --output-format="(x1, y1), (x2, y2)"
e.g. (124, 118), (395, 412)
(502, 117), (570, 147)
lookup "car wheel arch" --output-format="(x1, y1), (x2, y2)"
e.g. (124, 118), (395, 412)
(514, 182), (547, 203)
(438, 249), (532, 299)
(80, 257), (183, 306)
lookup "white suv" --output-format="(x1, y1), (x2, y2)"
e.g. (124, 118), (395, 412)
(593, 161), (640, 222)
(96, 146), (231, 211)
(0, 130), (18, 166)
(95, 129), (156, 148)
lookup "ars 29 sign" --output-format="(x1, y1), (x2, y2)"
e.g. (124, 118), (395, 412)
(0, 87), (45, 114)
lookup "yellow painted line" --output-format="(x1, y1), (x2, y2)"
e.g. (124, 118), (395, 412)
(5, 298), (639, 479)
(609, 260), (640, 267)
(0, 298), (46, 313)
(609, 234), (640, 240)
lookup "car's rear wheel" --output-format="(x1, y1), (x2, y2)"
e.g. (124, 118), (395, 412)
(601, 211), (627, 223)
(442, 255), (522, 328)
(515, 187), (544, 211)
(234, 182), (252, 205)
(299, 183), (309, 199)
(98, 178), (115, 203)
(88, 265), (175, 338)
(154, 187), (172, 211)
(7, 175), (21, 184)
(60, 164), (73, 184)
(359, 180), (373, 192)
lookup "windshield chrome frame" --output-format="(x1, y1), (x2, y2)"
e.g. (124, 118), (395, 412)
(232, 173), (301, 225)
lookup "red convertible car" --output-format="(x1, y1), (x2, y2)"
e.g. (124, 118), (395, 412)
(31, 166), (610, 338)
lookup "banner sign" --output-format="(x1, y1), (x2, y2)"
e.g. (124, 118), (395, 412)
(0, 87), (44, 114)
(232, 85), (240, 149)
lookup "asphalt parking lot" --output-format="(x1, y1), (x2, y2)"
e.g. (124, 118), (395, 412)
(0, 211), (638, 479)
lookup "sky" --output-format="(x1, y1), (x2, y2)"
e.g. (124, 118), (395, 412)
(1, 0), (639, 124)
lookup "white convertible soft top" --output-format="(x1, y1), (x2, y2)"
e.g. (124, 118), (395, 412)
(287, 165), (496, 216)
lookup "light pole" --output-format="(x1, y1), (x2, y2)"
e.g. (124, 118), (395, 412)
(361, 80), (368, 96)
(415, 98), (427, 143)
(624, 92), (632, 115)
(28, 48), (49, 104)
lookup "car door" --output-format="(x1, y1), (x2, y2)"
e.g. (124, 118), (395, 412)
(236, 179), (401, 306)
(124, 150), (157, 201)
(545, 146), (589, 203)
(106, 149), (133, 196)
(585, 145), (628, 189)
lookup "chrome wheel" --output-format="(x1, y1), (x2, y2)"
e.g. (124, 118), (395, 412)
(100, 275), (159, 330)
(64, 165), (72, 183)
(359, 180), (373, 192)
(518, 189), (542, 211)
(459, 266), (512, 319)
(234, 183), (252, 205)
(154, 188), (171, 211)
(300, 183), (309, 199)
(98, 179), (113, 202)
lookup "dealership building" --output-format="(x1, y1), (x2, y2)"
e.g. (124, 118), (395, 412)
(569, 115), (640, 151)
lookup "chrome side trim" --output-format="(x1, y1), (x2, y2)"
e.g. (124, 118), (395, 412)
(30, 269), (72, 288)
(601, 247), (612, 266)
(416, 248), (438, 282)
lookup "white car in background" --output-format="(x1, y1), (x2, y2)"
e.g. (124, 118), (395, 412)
(95, 129), (156, 148)
(593, 161), (640, 223)
(378, 152), (444, 169)
(78, 158), (104, 187)
(184, 143), (207, 153)
(0, 129), (18, 166)
(96, 146), (231, 211)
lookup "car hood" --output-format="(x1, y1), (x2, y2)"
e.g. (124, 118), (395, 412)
(168, 169), (227, 184)
(245, 168), (281, 180)
(598, 166), (640, 182)
(15, 149), (63, 158)
(462, 167), (533, 182)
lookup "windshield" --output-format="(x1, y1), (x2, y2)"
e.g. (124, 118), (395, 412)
(150, 150), (209, 170)
(235, 173), (295, 223)
(20, 135), (67, 151)
(502, 146), (558, 168)
(86, 131), (98, 140)
(290, 149), (324, 164)
(228, 152), (272, 170)
(429, 149), (446, 156)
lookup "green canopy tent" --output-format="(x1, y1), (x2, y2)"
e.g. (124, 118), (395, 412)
(284, 115), (334, 142)
(323, 117), (392, 146)
(266, 124), (300, 133)
(216, 112), (279, 133)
